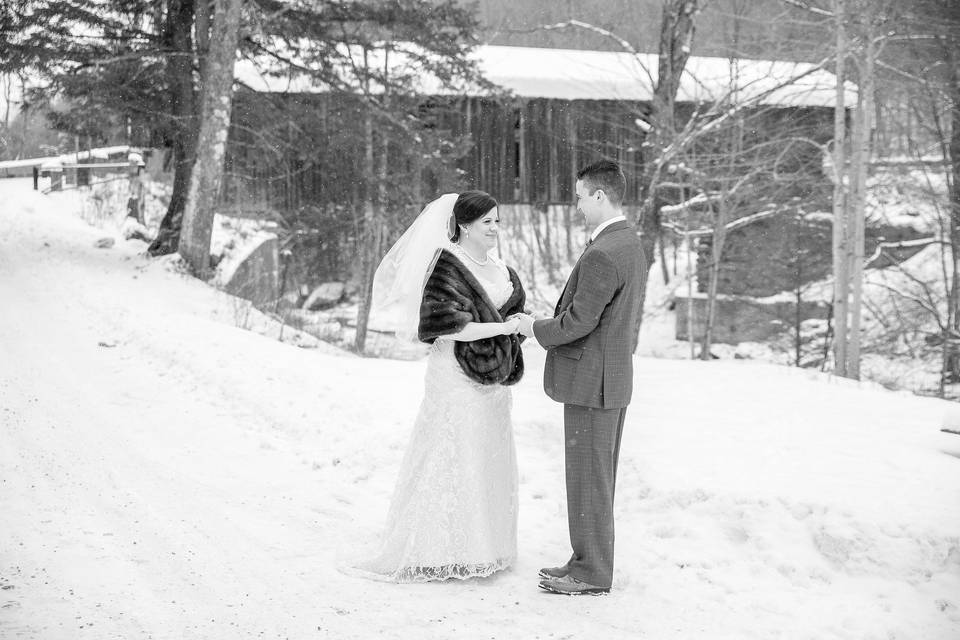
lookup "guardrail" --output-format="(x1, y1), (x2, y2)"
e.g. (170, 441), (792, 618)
(0, 146), (146, 191)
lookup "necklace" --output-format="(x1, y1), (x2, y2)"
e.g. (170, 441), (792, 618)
(454, 242), (489, 266)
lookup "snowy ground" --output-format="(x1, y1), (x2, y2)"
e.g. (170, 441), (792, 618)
(1, 177), (959, 640)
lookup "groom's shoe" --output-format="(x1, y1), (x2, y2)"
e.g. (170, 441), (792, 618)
(538, 574), (610, 596)
(537, 565), (569, 580)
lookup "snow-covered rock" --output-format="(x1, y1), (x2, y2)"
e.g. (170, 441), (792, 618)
(303, 281), (346, 310)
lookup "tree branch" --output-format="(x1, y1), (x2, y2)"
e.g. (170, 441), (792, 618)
(779, 0), (833, 18)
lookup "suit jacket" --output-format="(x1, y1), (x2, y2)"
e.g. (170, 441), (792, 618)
(532, 220), (646, 409)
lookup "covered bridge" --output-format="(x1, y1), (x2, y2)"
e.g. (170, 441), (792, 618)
(229, 44), (849, 211)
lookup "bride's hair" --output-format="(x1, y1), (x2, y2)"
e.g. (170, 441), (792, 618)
(451, 190), (498, 242)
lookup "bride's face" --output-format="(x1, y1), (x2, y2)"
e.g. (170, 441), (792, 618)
(461, 207), (500, 251)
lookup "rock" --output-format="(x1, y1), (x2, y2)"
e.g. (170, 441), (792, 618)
(222, 236), (280, 307)
(121, 217), (151, 243)
(93, 237), (115, 249)
(303, 282), (346, 311)
(276, 290), (303, 310)
(344, 280), (362, 297)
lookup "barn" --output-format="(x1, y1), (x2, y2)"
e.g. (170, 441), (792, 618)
(230, 44), (845, 205)
(225, 44), (848, 307)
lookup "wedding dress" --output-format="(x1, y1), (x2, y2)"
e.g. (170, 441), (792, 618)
(351, 244), (519, 582)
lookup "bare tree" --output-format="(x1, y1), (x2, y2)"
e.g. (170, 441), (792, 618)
(844, 13), (877, 380)
(148, 0), (201, 257)
(931, 3), (960, 384)
(826, 0), (893, 379)
(531, 6), (845, 354)
(635, 0), (705, 337)
(788, 0), (958, 388)
(830, 0), (851, 376)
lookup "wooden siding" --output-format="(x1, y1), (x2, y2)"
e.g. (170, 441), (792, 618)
(449, 98), (646, 204)
(222, 92), (830, 214)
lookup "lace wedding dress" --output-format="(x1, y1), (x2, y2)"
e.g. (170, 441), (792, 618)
(350, 247), (519, 582)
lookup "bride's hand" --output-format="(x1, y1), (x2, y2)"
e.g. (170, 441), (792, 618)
(503, 317), (521, 335)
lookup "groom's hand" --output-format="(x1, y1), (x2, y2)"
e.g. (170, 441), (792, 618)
(515, 313), (535, 338)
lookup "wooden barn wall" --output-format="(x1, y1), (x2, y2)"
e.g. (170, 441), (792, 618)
(449, 98), (646, 205)
(222, 92), (833, 216)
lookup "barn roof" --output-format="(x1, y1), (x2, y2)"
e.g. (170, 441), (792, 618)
(235, 44), (855, 108)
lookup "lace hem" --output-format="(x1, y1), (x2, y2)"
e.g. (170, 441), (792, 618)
(341, 557), (514, 584)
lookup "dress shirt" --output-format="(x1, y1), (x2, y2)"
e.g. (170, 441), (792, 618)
(590, 214), (627, 243)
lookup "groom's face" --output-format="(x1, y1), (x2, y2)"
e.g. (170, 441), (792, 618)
(575, 179), (602, 227)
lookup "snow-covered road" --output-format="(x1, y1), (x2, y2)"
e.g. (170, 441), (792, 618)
(1, 178), (959, 639)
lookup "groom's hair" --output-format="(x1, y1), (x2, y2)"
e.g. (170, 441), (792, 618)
(577, 160), (626, 207)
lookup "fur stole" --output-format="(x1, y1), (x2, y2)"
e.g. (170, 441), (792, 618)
(418, 249), (526, 386)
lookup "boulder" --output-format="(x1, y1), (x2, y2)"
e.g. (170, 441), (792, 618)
(222, 236), (280, 307)
(303, 282), (346, 310)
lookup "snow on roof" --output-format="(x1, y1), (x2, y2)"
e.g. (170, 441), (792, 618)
(235, 44), (856, 108)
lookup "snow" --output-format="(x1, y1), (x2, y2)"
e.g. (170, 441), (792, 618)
(477, 46), (855, 107)
(1, 177), (959, 639)
(235, 44), (855, 108)
(865, 166), (947, 235)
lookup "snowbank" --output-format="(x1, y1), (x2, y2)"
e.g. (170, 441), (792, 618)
(1, 178), (958, 639)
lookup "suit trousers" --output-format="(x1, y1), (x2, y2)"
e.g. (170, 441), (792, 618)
(562, 403), (628, 588)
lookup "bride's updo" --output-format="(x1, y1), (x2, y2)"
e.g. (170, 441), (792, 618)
(451, 190), (498, 242)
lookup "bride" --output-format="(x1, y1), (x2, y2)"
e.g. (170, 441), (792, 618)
(351, 190), (527, 582)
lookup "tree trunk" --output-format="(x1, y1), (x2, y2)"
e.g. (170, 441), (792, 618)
(795, 260), (803, 367)
(354, 112), (378, 354)
(147, 0), (198, 257)
(847, 27), (874, 380)
(12, 73), (28, 158)
(701, 53), (742, 361)
(658, 237), (670, 285)
(945, 32), (960, 383)
(195, 0), (211, 60)
(2, 74), (10, 131)
(684, 208), (695, 359)
(633, 0), (702, 342)
(700, 199), (727, 360)
(178, 0), (242, 275)
(831, 0), (850, 376)
(821, 299), (834, 372)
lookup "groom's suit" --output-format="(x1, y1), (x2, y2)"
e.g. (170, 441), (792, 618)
(532, 218), (645, 589)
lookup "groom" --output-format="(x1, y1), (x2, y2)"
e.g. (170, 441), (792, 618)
(515, 160), (645, 595)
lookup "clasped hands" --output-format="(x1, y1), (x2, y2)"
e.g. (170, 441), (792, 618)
(503, 312), (537, 337)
